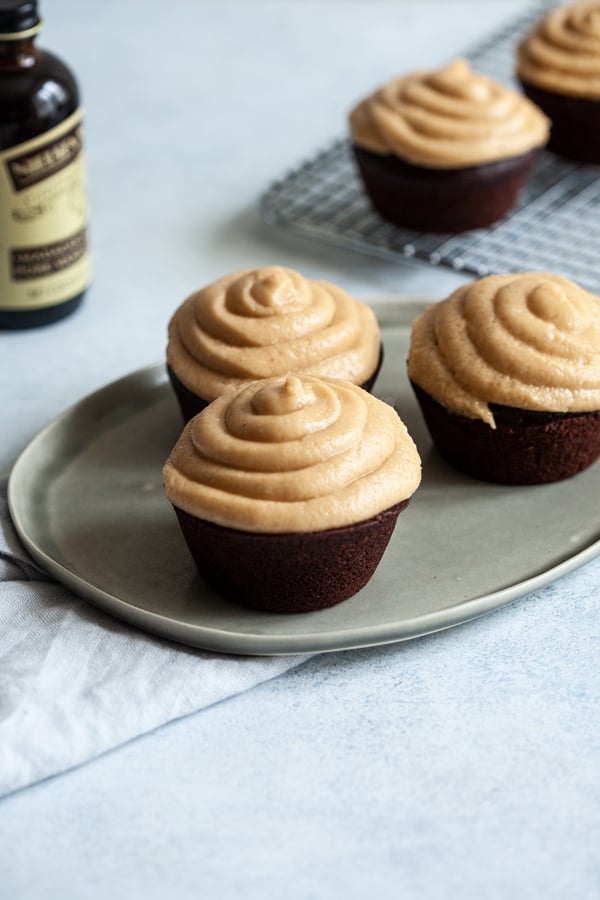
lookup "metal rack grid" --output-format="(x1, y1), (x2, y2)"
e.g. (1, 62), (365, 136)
(259, 4), (600, 293)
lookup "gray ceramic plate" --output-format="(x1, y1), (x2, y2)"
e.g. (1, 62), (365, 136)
(8, 300), (600, 656)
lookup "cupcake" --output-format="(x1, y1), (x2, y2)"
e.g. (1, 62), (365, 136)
(167, 265), (382, 422)
(408, 272), (600, 484)
(163, 374), (421, 612)
(348, 58), (549, 232)
(517, 1), (600, 163)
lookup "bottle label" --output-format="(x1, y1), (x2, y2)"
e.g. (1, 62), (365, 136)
(0, 109), (91, 311)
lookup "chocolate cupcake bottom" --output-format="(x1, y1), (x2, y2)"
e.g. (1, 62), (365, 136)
(411, 381), (600, 485)
(172, 500), (409, 613)
(519, 81), (600, 164)
(352, 146), (539, 232)
(167, 345), (385, 423)
(167, 366), (210, 422)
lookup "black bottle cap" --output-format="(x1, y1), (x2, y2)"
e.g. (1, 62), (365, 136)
(0, 0), (41, 36)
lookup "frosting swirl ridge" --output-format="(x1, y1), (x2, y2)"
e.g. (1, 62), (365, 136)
(408, 273), (600, 427)
(517, 1), (600, 98)
(349, 58), (549, 168)
(167, 266), (380, 400)
(163, 375), (421, 533)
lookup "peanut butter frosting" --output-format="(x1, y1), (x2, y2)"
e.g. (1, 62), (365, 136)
(167, 266), (380, 401)
(163, 375), (421, 534)
(349, 58), (549, 168)
(517, 2), (600, 99)
(408, 273), (600, 428)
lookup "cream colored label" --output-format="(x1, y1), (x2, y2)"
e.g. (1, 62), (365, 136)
(0, 109), (91, 311)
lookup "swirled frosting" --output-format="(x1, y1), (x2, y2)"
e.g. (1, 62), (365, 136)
(163, 375), (421, 533)
(349, 58), (549, 168)
(517, 2), (600, 99)
(167, 266), (381, 401)
(408, 273), (600, 428)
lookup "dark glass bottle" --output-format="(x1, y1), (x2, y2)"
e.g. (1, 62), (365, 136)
(0, 0), (91, 329)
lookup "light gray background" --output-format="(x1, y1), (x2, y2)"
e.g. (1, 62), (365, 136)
(2, 2), (599, 899)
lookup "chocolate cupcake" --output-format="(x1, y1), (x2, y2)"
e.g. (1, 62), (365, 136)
(517, 1), (600, 163)
(408, 273), (600, 484)
(349, 59), (549, 232)
(167, 266), (382, 422)
(163, 375), (421, 612)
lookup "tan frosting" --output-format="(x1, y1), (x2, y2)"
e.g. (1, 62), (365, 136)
(517, 2), (600, 99)
(349, 58), (549, 168)
(167, 266), (380, 401)
(163, 375), (421, 534)
(408, 273), (600, 428)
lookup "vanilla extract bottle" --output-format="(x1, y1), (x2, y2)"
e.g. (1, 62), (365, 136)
(0, 0), (91, 328)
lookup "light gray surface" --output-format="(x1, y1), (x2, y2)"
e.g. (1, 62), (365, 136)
(2, 2), (599, 898)
(9, 303), (600, 655)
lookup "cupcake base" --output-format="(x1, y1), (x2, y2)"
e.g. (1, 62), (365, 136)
(411, 381), (600, 484)
(167, 366), (210, 422)
(519, 81), (600, 164)
(172, 500), (408, 613)
(352, 145), (539, 232)
(167, 345), (385, 423)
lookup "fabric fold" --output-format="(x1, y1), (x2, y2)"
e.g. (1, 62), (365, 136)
(0, 479), (310, 797)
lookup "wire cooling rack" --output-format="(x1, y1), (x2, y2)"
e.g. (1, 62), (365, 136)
(259, 4), (600, 292)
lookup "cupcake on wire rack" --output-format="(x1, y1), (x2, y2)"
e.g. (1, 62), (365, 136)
(349, 58), (549, 232)
(517, 0), (600, 163)
(408, 272), (600, 484)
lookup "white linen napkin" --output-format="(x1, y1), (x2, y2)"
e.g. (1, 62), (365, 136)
(0, 479), (310, 797)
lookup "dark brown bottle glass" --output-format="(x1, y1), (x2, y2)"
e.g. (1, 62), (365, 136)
(0, 0), (91, 328)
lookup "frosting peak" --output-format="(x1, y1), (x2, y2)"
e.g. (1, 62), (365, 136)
(426, 59), (491, 102)
(167, 267), (381, 400)
(163, 376), (421, 533)
(252, 375), (317, 416)
(517, 1), (600, 99)
(349, 58), (549, 168)
(252, 266), (302, 312)
(408, 273), (600, 427)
